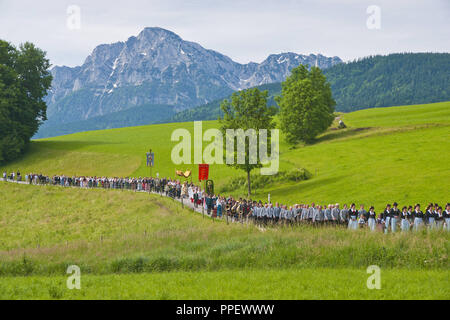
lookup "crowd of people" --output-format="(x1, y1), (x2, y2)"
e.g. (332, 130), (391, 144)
(3, 170), (450, 233)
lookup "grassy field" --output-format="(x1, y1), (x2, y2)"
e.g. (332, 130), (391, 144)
(1, 101), (449, 210)
(2, 182), (448, 273)
(0, 101), (449, 299)
(1, 269), (448, 300)
(0, 181), (448, 299)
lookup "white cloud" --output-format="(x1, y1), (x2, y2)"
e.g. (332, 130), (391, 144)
(0, 0), (448, 67)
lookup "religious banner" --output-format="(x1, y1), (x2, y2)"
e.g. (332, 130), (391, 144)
(198, 164), (209, 181)
(146, 150), (154, 167)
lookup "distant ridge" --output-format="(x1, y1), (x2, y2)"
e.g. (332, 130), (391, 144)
(170, 52), (450, 122)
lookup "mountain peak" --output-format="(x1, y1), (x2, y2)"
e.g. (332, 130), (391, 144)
(46, 27), (342, 124)
(138, 27), (182, 42)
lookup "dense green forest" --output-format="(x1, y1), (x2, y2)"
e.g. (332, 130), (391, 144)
(171, 53), (450, 122)
(326, 53), (450, 111)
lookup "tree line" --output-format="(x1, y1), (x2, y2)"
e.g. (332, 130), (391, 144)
(324, 53), (450, 112)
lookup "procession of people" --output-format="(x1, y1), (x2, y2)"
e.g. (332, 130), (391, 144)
(3, 170), (449, 232)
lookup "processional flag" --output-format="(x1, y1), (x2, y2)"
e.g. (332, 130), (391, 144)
(198, 164), (209, 181)
(146, 150), (154, 167)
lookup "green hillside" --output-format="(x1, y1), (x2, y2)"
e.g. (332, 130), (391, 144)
(2, 101), (449, 210)
(0, 181), (448, 299)
(1, 100), (449, 299)
(325, 53), (450, 112)
(171, 53), (450, 122)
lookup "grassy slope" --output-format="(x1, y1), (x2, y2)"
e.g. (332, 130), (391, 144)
(2, 182), (448, 272)
(0, 181), (448, 299)
(0, 101), (449, 299)
(1, 101), (449, 210)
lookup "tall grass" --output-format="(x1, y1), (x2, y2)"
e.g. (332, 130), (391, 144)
(1, 269), (448, 299)
(0, 182), (448, 276)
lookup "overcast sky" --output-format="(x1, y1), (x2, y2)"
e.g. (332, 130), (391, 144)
(0, 0), (449, 67)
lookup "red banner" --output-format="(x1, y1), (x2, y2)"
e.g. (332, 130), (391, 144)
(198, 164), (209, 181)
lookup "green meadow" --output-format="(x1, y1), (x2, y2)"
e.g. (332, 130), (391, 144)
(0, 182), (448, 299)
(1, 269), (448, 300)
(1, 101), (449, 210)
(0, 101), (449, 299)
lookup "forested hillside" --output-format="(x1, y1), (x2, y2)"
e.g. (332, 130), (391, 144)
(326, 52), (450, 112)
(170, 83), (281, 123)
(32, 52), (450, 138)
(170, 53), (450, 122)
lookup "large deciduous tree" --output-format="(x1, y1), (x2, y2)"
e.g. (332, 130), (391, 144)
(277, 65), (335, 145)
(220, 88), (276, 197)
(0, 40), (52, 163)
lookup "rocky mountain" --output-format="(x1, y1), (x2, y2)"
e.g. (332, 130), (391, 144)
(45, 27), (342, 124)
